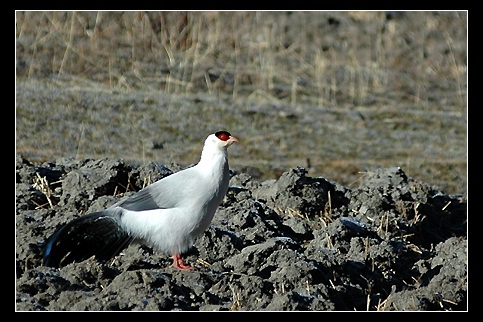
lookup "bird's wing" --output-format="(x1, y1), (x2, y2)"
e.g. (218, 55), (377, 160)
(43, 209), (132, 267)
(113, 182), (168, 211)
(113, 168), (196, 212)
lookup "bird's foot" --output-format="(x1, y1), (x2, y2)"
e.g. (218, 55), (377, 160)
(170, 254), (194, 270)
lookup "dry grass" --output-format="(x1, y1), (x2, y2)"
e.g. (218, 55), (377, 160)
(31, 173), (56, 208)
(16, 11), (467, 109)
(16, 11), (467, 194)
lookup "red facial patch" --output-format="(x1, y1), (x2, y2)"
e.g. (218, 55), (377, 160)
(215, 131), (231, 141)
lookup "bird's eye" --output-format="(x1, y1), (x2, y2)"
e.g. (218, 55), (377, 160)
(215, 131), (231, 141)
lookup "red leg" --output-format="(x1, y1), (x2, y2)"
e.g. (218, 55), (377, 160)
(170, 254), (195, 270)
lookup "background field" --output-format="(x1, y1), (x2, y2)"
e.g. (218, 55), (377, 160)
(15, 11), (467, 195)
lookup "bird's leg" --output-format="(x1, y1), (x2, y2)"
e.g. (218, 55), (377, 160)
(170, 253), (195, 270)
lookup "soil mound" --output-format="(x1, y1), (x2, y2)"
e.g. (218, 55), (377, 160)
(16, 156), (467, 311)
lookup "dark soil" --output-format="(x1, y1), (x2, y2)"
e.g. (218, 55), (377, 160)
(16, 155), (467, 311)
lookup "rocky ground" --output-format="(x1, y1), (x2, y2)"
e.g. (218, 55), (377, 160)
(16, 155), (467, 311)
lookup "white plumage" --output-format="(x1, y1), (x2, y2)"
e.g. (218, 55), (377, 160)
(43, 131), (238, 270)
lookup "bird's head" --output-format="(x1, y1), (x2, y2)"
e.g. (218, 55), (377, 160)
(209, 131), (239, 148)
(199, 131), (238, 168)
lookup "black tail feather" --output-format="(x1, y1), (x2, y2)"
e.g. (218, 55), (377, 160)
(43, 210), (132, 268)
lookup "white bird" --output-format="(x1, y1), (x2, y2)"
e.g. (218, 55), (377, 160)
(43, 131), (238, 270)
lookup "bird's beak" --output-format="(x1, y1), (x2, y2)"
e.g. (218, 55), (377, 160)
(227, 135), (239, 145)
